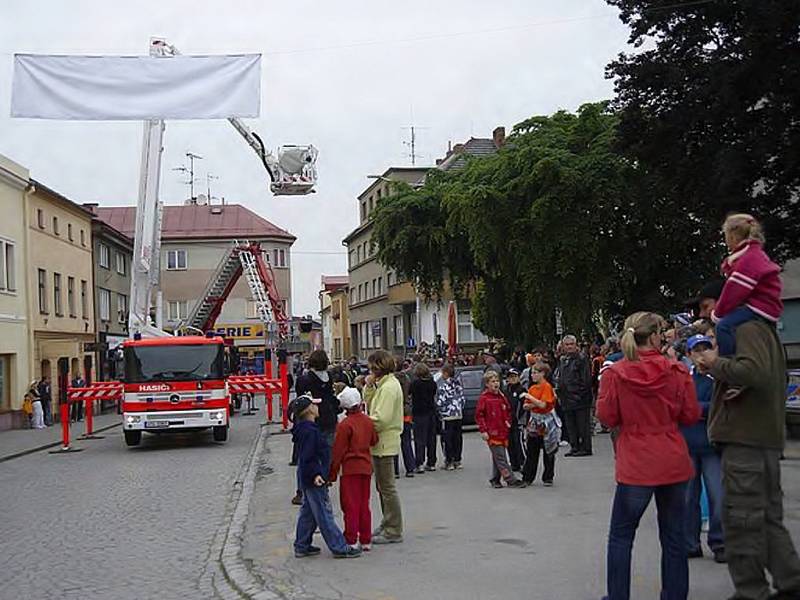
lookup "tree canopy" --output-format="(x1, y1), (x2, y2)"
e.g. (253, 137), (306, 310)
(606, 0), (800, 263)
(371, 103), (718, 345)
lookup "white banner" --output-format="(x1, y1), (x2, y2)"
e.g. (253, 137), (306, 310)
(11, 53), (261, 120)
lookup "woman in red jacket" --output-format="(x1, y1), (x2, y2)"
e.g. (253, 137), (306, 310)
(597, 312), (700, 600)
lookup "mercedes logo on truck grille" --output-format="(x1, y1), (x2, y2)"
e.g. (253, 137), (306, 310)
(169, 393), (180, 404)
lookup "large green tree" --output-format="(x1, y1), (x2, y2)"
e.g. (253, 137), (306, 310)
(606, 0), (800, 263)
(372, 103), (717, 345)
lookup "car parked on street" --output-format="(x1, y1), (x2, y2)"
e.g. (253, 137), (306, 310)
(786, 369), (800, 439)
(455, 366), (486, 426)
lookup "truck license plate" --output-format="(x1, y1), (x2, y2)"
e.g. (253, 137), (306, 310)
(145, 420), (169, 428)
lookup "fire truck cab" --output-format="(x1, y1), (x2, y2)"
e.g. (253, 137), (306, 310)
(121, 335), (230, 446)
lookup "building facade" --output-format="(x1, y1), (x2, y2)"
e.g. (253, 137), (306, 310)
(27, 180), (96, 410)
(0, 155), (31, 427)
(85, 205), (133, 380)
(343, 167), (429, 359)
(97, 201), (295, 363)
(319, 276), (350, 362)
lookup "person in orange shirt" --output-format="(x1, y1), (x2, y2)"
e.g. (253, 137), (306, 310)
(521, 362), (561, 487)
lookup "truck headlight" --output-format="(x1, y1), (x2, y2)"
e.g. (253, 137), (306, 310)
(126, 415), (141, 424)
(209, 411), (223, 421)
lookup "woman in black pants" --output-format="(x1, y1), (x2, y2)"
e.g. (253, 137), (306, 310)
(409, 362), (438, 472)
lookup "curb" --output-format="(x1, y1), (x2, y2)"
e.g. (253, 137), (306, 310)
(214, 423), (279, 600)
(0, 421), (122, 464)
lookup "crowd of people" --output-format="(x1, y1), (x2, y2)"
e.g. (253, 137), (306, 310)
(287, 213), (799, 599)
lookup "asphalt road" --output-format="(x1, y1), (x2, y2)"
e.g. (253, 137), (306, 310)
(242, 431), (800, 600)
(0, 409), (267, 600)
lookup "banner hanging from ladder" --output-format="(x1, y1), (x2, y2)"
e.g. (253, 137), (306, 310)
(11, 54), (261, 120)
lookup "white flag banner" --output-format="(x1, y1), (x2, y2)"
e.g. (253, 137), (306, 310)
(11, 53), (261, 120)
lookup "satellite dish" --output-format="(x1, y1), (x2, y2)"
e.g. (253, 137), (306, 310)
(196, 194), (208, 205)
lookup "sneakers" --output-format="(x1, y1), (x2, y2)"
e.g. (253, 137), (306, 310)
(360, 543), (372, 552)
(543, 480), (554, 487)
(291, 491), (303, 506)
(444, 463), (455, 471)
(414, 466), (425, 474)
(333, 545), (363, 559)
(424, 465), (436, 472)
(489, 479), (503, 489)
(294, 545), (322, 558)
(559, 440), (569, 447)
(454, 462), (463, 470)
(372, 533), (403, 545)
(405, 472), (415, 478)
(507, 479), (525, 488)
(713, 548), (727, 564)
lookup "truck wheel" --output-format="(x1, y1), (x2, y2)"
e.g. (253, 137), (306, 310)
(213, 425), (228, 442)
(124, 430), (142, 447)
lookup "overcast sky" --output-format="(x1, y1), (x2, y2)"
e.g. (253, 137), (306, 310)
(0, 0), (630, 316)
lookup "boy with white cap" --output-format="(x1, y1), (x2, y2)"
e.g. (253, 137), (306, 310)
(329, 387), (379, 550)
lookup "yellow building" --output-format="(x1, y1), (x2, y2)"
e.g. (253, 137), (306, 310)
(319, 276), (350, 361)
(0, 155), (31, 427)
(26, 180), (96, 409)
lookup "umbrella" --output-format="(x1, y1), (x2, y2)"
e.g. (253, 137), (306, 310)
(447, 301), (458, 358)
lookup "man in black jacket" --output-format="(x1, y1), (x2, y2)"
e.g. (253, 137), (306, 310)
(554, 335), (593, 457)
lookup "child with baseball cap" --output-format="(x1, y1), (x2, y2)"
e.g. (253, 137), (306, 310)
(291, 394), (361, 559)
(329, 387), (378, 550)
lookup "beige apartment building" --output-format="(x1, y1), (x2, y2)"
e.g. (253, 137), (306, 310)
(98, 201), (294, 359)
(343, 167), (429, 359)
(27, 180), (96, 408)
(0, 155), (31, 426)
(319, 276), (350, 361)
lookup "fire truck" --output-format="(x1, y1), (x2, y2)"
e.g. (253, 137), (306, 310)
(120, 39), (316, 447)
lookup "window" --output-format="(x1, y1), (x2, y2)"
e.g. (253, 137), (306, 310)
(360, 323), (368, 350)
(117, 294), (128, 324)
(348, 250), (355, 270)
(98, 288), (111, 321)
(168, 300), (188, 321)
(115, 252), (126, 275)
(393, 315), (404, 347)
(80, 229), (86, 246)
(263, 250), (270, 264)
(245, 299), (259, 319)
(53, 273), (63, 316)
(360, 202), (366, 222)
(67, 277), (76, 317)
(273, 249), (279, 266)
(349, 288), (355, 305)
(372, 279), (377, 298)
(370, 319), (382, 348)
(377, 276), (383, 296)
(99, 244), (110, 269)
(387, 271), (393, 287)
(369, 196), (375, 213)
(52, 216), (60, 236)
(279, 249), (286, 267)
(166, 249), (187, 270)
(37, 209), (45, 229)
(68, 223), (73, 241)
(37, 269), (47, 313)
(457, 306), (489, 343)
(356, 246), (361, 264)
(0, 239), (16, 293)
(80, 280), (88, 318)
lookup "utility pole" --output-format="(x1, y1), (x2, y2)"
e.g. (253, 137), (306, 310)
(172, 151), (203, 200)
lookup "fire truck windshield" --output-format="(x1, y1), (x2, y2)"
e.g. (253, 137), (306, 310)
(124, 344), (225, 383)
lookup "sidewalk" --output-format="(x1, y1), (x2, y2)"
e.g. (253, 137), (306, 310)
(0, 412), (121, 462)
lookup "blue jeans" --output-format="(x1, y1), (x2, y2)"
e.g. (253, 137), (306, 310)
(294, 485), (349, 554)
(716, 306), (756, 357)
(686, 450), (724, 553)
(606, 481), (689, 600)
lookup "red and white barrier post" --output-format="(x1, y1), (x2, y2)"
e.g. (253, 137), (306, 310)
(278, 349), (289, 431)
(49, 401), (83, 454)
(264, 348), (274, 422)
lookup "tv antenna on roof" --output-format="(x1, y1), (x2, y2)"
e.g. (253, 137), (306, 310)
(172, 151), (203, 200)
(401, 125), (429, 166)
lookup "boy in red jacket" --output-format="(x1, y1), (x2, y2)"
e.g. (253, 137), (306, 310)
(329, 387), (379, 550)
(475, 371), (524, 489)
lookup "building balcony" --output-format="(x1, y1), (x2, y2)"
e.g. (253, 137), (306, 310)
(387, 281), (416, 305)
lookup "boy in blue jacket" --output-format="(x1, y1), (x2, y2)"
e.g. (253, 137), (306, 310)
(681, 334), (725, 563)
(292, 394), (362, 559)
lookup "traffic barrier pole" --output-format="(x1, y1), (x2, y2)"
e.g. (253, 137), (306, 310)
(79, 398), (105, 440)
(279, 350), (289, 431)
(264, 348), (273, 422)
(49, 402), (82, 454)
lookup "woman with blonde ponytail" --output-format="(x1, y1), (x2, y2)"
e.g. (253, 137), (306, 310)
(597, 312), (701, 600)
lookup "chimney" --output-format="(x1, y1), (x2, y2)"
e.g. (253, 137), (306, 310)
(452, 143), (466, 154)
(493, 126), (506, 148)
(82, 202), (99, 214)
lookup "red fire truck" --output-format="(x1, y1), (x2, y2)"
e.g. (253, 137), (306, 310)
(121, 335), (231, 446)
